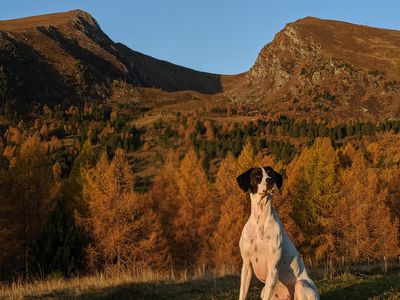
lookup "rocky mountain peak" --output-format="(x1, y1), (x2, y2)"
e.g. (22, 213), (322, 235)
(241, 17), (400, 119)
(247, 17), (323, 91)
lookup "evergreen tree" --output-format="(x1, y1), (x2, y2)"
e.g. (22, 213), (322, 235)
(63, 140), (98, 208)
(37, 195), (83, 276)
(0, 157), (19, 279)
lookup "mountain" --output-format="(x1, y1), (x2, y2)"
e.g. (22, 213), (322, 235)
(1, 10), (400, 120)
(242, 17), (400, 119)
(0, 10), (223, 111)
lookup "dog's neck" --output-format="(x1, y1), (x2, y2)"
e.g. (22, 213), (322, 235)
(250, 192), (274, 223)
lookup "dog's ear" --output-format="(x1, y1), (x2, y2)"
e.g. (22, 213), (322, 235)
(264, 166), (283, 189)
(274, 170), (283, 189)
(236, 168), (254, 193)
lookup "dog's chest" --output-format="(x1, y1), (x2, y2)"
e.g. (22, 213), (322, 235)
(241, 220), (278, 281)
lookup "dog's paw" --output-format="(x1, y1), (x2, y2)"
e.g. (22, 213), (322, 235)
(261, 286), (266, 298)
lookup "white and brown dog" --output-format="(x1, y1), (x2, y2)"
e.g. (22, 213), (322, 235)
(237, 167), (319, 300)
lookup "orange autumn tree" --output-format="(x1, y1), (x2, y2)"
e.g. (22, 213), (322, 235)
(171, 148), (216, 269)
(147, 150), (180, 249)
(212, 153), (248, 270)
(9, 134), (56, 276)
(79, 149), (170, 271)
(334, 144), (399, 260)
(279, 154), (305, 246)
(204, 120), (215, 140)
(237, 140), (255, 173)
(0, 157), (19, 278)
(184, 117), (196, 145)
(287, 138), (338, 261)
(380, 167), (400, 229)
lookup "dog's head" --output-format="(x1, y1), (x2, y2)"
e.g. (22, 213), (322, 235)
(236, 166), (282, 195)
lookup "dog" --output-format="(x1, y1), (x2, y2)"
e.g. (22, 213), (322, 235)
(237, 166), (319, 300)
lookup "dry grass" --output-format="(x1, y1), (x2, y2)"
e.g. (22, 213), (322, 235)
(0, 270), (161, 299)
(0, 266), (235, 299)
(1, 268), (399, 299)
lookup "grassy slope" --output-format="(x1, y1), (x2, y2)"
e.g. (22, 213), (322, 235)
(2, 272), (399, 299)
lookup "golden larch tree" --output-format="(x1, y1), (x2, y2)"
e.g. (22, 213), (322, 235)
(286, 138), (338, 261)
(334, 145), (399, 260)
(171, 148), (216, 269)
(212, 153), (248, 270)
(9, 134), (55, 275)
(147, 150), (180, 249)
(380, 167), (400, 226)
(79, 149), (170, 271)
(237, 140), (254, 173)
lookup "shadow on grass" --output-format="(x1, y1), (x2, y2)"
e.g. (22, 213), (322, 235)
(25, 273), (399, 300)
(24, 275), (261, 300)
(319, 273), (400, 300)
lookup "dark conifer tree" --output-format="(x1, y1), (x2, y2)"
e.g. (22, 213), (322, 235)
(37, 195), (84, 276)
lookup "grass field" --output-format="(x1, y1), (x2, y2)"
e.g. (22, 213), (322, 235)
(1, 271), (399, 299)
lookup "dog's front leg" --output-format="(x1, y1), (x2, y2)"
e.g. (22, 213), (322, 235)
(239, 259), (252, 300)
(261, 233), (282, 300)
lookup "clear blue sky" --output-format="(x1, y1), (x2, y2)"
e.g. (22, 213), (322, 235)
(1, 1), (400, 74)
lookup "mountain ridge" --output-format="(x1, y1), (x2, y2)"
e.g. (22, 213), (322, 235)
(0, 10), (97, 31)
(0, 9), (224, 112)
(1, 10), (400, 119)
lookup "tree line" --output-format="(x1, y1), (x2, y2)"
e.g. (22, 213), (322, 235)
(0, 103), (399, 280)
(0, 134), (398, 280)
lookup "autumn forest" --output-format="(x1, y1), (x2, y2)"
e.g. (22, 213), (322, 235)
(0, 101), (399, 281)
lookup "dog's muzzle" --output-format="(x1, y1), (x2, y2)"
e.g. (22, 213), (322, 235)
(261, 188), (274, 197)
